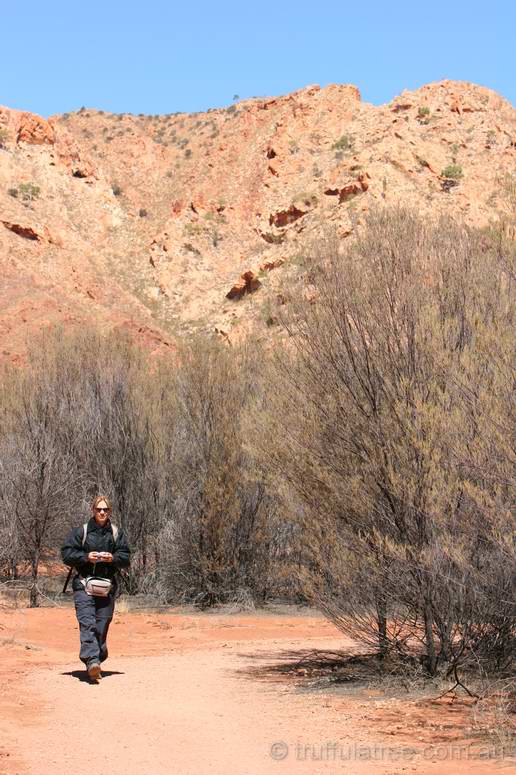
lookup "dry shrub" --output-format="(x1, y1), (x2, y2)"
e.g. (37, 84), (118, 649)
(153, 336), (277, 607)
(472, 681), (516, 750)
(254, 207), (515, 678)
(0, 328), (282, 607)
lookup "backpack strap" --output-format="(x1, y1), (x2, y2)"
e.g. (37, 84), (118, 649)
(81, 521), (118, 545)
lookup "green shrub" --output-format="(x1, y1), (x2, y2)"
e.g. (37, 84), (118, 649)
(332, 134), (354, 152)
(418, 106), (431, 117)
(18, 182), (40, 201)
(441, 164), (463, 180)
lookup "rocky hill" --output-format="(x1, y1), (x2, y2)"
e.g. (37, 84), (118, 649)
(0, 80), (514, 360)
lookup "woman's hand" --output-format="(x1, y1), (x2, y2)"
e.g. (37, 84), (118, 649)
(87, 551), (113, 562)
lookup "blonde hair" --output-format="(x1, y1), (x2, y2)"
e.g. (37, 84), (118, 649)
(91, 494), (112, 513)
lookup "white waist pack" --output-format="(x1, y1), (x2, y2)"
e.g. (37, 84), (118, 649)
(82, 576), (113, 597)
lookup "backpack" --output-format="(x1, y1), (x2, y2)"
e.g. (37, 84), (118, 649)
(80, 521), (119, 547)
(62, 522), (119, 594)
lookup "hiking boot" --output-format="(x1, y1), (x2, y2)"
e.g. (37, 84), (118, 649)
(87, 661), (101, 682)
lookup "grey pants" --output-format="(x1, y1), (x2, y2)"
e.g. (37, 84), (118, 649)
(73, 588), (115, 666)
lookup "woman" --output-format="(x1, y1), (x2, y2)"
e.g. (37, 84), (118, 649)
(61, 495), (131, 682)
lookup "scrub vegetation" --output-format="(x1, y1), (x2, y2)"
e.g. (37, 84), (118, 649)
(0, 208), (514, 700)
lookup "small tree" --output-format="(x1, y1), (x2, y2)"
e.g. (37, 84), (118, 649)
(155, 337), (273, 607)
(0, 351), (83, 606)
(256, 208), (515, 677)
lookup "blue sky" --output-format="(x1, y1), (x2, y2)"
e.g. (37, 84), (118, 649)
(1, 0), (512, 116)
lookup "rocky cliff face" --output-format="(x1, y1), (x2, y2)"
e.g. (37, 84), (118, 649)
(0, 80), (514, 359)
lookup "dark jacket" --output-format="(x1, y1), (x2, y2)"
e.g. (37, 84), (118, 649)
(61, 517), (131, 593)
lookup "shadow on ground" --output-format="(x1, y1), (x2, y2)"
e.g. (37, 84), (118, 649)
(234, 647), (441, 699)
(61, 669), (125, 683)
(235, 648), (386, 687)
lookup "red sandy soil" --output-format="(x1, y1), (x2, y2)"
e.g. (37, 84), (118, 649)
(0, 605), (513, 775)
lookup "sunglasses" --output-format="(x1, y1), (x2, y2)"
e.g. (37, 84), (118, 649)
(96, 507), (110, 513)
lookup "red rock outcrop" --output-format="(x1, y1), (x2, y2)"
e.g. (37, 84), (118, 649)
(259, 258), (285, 272)
(226, 271), (261, 300)
(2, 220), (41, 240)
(1, 220), (64, 245)
(17, 112), (55, 145)
(269, 205), (306, 228)
(0, 79), (514, 360)
(325, 172), (370, 203)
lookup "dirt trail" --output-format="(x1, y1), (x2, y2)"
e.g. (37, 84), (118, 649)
(0, 607), (512, 775)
